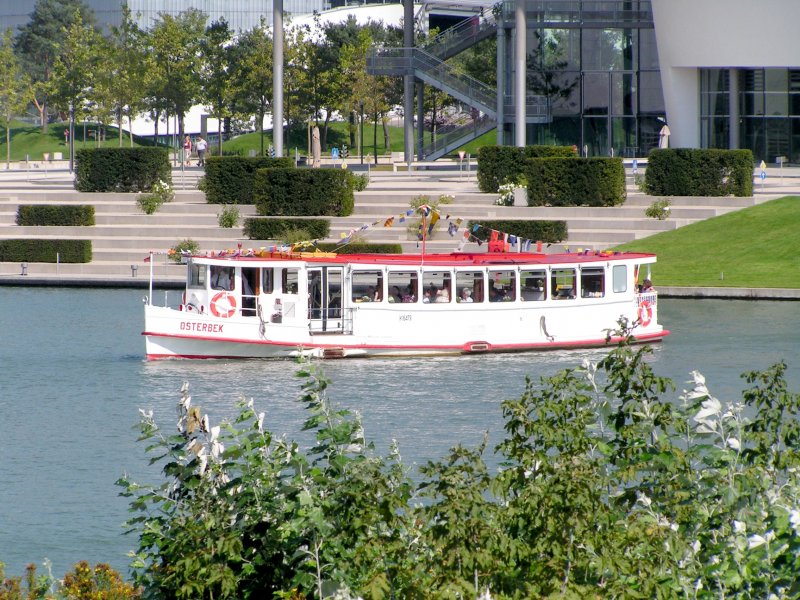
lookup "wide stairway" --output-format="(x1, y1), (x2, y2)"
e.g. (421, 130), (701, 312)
(0, 165), (768, 283)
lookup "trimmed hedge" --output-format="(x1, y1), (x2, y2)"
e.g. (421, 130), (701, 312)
(204, 156), (295, 204)
(253, 169), (354, 217)
(16, 205), (95, 226)
(644, 148), (754, 197)
(523, 157), (626, 207)
(244, 218), (330, 240)
(315, 242), (403, 254)
(74, 148), (170, 192)
(468, 219), (568, 244)
(0, 239), (92, 262)
(477, 145), (578, 192)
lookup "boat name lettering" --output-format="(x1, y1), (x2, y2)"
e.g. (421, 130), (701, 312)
(181, 321), (225, 333)
(399, 314), (412, 322)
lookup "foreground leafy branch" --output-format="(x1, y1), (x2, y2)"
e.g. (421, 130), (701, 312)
(119, 341), (800, 599)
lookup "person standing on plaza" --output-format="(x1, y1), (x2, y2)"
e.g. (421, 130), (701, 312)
(182, 135), (192, 166)
(195, 135), (208, 166)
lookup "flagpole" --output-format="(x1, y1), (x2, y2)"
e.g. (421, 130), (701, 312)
(421, 212), (426, 265)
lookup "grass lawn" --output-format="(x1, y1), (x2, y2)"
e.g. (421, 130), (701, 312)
(613, 196), (800, 288)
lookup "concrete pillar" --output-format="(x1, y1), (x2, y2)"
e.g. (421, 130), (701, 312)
(273, 0), (284, 156)
(404, 0), (415, 165)
(514, 0), (526, 146)
(729, 68), (740, 149)
(496, 15), (506, 145)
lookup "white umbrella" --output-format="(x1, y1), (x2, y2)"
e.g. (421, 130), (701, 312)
(658, 124), (671, 148)
(312, 126), (321, 168)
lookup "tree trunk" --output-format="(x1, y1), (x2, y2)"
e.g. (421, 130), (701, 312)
(117, 107), (123, 146)
(382, 113), (391, 151)
(322, 111), (331, 151)
(373, 110), (378, 164)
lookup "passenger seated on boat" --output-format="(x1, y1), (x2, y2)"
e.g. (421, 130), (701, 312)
(402, 285), (415, 303)
(435, 288), (450, 303)
(389, 286), (403, 303)
(640, 278), (655, 293)
(422, 289), (432, 303)
(459, 288), (473, 303)
(490, 285), (507, 302)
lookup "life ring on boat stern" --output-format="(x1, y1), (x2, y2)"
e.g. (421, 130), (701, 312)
(210, 291), (237, 318)
(638, 300), (652, 327)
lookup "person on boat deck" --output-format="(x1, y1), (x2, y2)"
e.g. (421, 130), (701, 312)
(460, 288), (473, 303)
(641, 279), (655, 293)
(211, 266), (234, 290)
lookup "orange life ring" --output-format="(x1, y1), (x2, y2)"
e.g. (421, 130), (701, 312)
(210, 291), (237, 318)
(638, 300), (652, 327)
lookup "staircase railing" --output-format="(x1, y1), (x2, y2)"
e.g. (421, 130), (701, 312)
(422, 12), (497, 61)
(420, 114), (496, 160)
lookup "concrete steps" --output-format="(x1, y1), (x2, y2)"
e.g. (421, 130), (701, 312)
(0, 168), (775, 279)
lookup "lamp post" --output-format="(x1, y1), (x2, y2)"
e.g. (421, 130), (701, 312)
(68, 101), (75, 173)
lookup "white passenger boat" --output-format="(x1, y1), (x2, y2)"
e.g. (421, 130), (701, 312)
(143, 247), (668, 359)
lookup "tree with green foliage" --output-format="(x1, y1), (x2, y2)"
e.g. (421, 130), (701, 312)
(200, 18), (234, 156)
(148, 9), (207, 142)
(48, 10), (103, 141)
(0, 29), (32, 169)
(229, 20), (273, 156)
(13, 0), (96, 132)
(107, 5), (150, 147)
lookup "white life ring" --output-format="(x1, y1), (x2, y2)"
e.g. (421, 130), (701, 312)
(210, 291), (237, 318)
(638, 300), (652, 327)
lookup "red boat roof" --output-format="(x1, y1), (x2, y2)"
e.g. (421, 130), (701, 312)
(191, 250), (657, 266)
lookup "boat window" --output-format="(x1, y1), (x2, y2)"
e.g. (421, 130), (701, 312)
(261, 268), (274, 294)
(422, 271), (452, 303)
(580, 267), (605, 298)
(551, 268), (576, 299)
(612, 265), (627, 293)
(281, 268), (299, 295)
(211, 265), (235, 291)
(352, 270), (383, 302)
(188, 263), (206, 288)
(521, 269), (547, 301)
(488, 269), (516, 302)
(455, 270), (483, 303)
(387, 271), (418, 303)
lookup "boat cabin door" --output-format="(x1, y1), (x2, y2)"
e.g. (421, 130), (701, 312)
(308, 267), (343, 334)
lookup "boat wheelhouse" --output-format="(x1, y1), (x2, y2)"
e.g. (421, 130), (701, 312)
(143, 249), (668, 359)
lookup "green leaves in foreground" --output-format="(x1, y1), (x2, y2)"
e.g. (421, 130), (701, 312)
(119, 340), (800, 599)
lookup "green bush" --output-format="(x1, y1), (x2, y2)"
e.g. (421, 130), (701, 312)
(0, 239), (91, 262)
(524, 157), (626, 207)
(477, 145), (577, 192)
(74, 147), (171, 192)
(203, 156), (295, 204)
(169, 239), (200, 263)
(644, 148), (754, 196)
(315, 242), (403, 253)
(468, 219), (568, 244)
(218, 204), (240, 228)
(16, 205), (95, 226)
(243, 217), (330, 240)
(253, 168), (354, 217)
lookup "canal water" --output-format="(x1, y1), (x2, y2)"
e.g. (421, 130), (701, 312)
(1, 287), (798, 578)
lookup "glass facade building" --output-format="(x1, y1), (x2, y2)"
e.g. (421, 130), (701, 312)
(500, 0), (665, 157)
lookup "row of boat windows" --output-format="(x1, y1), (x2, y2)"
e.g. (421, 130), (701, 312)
(191, 264), (630, 303)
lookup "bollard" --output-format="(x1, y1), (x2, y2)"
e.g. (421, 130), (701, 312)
(20, 262), (27, 276)
(131, 264), (138, 277)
